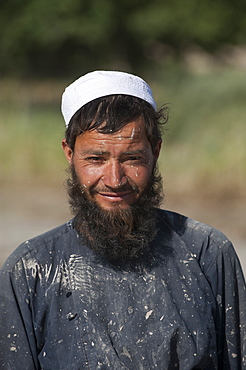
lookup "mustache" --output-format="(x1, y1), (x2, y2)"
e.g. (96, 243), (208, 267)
(89, 182), (139, 195)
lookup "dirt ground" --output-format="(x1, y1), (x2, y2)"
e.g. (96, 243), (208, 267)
(1, 186), (245, 275)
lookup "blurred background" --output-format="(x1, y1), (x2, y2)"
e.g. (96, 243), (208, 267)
(0, 0), (245, 271)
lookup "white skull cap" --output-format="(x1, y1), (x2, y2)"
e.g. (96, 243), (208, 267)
(61, 70), (156, 127)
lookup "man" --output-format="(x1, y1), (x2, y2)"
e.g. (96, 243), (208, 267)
(0, 71), (245, 369)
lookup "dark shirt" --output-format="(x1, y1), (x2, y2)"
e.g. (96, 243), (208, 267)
(0, 210), (245, 369)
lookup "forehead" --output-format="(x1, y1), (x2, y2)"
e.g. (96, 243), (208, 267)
(75, 120), (150, 149)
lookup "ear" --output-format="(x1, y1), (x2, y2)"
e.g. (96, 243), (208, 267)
(62, 139), (73, 164)
(153, 139), (162, 161)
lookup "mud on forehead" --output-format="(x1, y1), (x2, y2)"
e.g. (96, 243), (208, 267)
(95, 119), (145, 139)
(75, 121), (152, 151)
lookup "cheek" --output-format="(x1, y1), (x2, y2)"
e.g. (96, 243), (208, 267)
(75, 164), (102, 186)
(126, 166), (152, 188)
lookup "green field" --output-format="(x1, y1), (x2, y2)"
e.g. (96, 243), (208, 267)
(1, 68), (246, 200)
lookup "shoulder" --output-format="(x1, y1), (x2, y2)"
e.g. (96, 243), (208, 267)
(157, 208), (228, 241)
(156, 209), (237, 272)
(1, 221), (75, 274)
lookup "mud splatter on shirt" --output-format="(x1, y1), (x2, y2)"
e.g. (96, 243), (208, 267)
(0, 210), (245, 369)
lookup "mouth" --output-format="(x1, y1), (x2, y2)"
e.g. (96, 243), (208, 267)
(97, 191), (134, 202)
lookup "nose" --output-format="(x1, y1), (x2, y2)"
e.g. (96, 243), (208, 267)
(102, 160), (127, 188)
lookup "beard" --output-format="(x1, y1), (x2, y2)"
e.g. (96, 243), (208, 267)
(66, 164), (164, 263)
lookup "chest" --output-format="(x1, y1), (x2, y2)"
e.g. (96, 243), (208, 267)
(33, 254), (218, 369)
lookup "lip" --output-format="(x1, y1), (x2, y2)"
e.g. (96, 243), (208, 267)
(97, 191), (134, 201)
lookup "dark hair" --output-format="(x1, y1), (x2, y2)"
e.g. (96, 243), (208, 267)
(65, 95), (168, 151)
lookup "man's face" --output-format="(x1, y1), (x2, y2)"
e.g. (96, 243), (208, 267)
(62, 119), (161, 211)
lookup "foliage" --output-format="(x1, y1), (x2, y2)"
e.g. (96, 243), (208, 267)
(156, 68), (246, 200)
(1, 0), (246, 77)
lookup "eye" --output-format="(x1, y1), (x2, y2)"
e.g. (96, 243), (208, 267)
(126, 156), (142, 162)
(85, 156), (104, 163)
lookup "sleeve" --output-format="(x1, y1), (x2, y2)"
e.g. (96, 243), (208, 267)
(0, 258), (40, 370)
(204, 239), (246, 369)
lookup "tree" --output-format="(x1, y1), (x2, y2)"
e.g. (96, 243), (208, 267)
(0, 0), (246, 77)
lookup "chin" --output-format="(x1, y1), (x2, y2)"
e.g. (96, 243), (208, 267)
(98, 202), (132, 212)
(94, 196), (137, 211)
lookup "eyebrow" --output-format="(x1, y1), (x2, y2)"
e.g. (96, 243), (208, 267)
(81, 150), (110, 156)
(122, 149), (147, 155)
(81, 149), (148, 156)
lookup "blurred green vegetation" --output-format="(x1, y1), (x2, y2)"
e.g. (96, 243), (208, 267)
(0, 68), (245, 201)
(1, 0), (246, 77)
(155, 68), (246, 200)
(0, 0), (245, 200)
